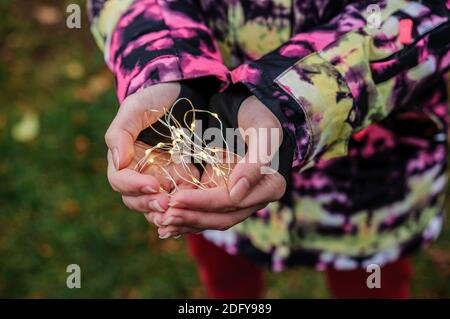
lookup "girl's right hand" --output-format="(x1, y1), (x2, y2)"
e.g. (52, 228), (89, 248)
(104, 83), (181, 213)
(107, 140), (200, 221)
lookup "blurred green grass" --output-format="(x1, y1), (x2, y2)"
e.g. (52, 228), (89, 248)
(0, 0), (449, 298)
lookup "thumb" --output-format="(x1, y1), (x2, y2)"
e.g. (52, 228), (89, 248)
(105, 98), (148, 170)
(227, 95), (283, 203)
(227, 139), (265, 204)
(105, 123), (136, 170)
(228, 162), (264, 204)
(105, 83), (180, 170)
(228, 114), (282, 203)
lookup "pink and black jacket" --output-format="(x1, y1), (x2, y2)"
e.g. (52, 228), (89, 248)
(89, 0), (450, 271)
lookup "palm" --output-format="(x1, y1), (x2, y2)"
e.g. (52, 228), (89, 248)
(132, 141), (201, 193)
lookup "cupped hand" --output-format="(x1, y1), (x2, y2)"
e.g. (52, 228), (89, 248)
(105, 82), (182, 214)
(105, 82), (180, 171)
(153, 95), (287, 238)
(108, 140), (200, 222)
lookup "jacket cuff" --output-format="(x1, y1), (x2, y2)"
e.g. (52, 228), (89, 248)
(137, 77), (218, 146)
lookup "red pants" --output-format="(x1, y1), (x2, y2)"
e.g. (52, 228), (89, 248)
(186, 234), (413, 299)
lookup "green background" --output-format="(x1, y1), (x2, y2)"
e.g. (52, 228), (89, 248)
(0, 0), (449, 298)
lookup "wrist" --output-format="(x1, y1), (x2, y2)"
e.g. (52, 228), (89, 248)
(238, 95), (283, 143)
(149, 82), (181, 105)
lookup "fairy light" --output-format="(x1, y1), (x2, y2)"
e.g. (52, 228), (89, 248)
(134, 98), (240, 193)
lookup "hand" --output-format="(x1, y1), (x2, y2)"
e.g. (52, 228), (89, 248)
(152, 95), (287, 238)
(105, 83), (181, 214)
(105, 82), (180, 170)
(107, 139), (200, 211)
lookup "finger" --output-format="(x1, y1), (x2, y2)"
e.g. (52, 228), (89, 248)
(226, 141), (266, 205)
(105, 83), (180, 169)
(228, 100), (283, 203)
(152, 211), (186, 228)
(169, 186), (234, 212)
(105, 121), (135, 171)
(158, 205), (263, 231)
(146, 212), (166, 227)
(144, 212), (157, 226)
(168, 167), (285, 212)
(144, 212), (202, 237)
(105, 103), (142, 171)
(157, 226), (201, 239)
(121, 193), (169, 213)
(107, 150), (160, 195)
(233, 172), (286, 208)
(105, 89), (158, 170)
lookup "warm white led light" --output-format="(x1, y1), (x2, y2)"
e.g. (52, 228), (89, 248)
(134, 98), (239, 193)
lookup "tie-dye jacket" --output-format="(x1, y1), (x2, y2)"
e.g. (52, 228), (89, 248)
(89, 0), (450, 271)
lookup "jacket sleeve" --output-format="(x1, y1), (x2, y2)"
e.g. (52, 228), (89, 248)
(88, 0), (229, 102)
(231, 0), (450, 171)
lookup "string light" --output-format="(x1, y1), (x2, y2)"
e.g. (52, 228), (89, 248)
(134, 98), (240, 194)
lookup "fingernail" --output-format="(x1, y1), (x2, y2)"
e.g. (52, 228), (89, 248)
(173, 235), (181, 239)
(142, 186), (157, 194)
(149, 200), (165, 213)
(159, 232), (171, 239)
(112, 148), (120, 170)
(162, 216), (174, 226)
(168, 199), (177, 207)
(229, 177), (250, 203)
(153, 216), (162, 227)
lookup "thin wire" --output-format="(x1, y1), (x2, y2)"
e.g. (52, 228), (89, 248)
(134, 98), (241, 193)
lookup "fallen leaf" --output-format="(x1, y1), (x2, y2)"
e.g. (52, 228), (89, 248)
(0, 162), (8, 174)
(64, 61), (85, 80)
(188, 286), (205, 299)
(426, 247), (450, 275)
(27, 292), (47, 299)
(74, 135), (91, 154)
(119, 288), (140, 299)
(11, 112), (40, 142)
(159, 236), (184, 253)
(0, 112), (7, 129)
(91, 158), (107, 173)
(37, 243), (54, 258)
(61, 198), (80, 218)
(74, 69), (113, 102)
(33, 5), (62, 26)
(73, 111), (88, 126)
